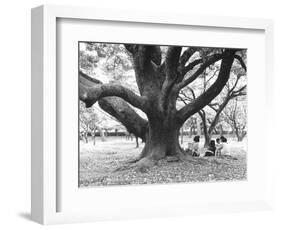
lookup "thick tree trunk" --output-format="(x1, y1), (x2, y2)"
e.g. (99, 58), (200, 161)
(199, 112), (211, 147)
(135, 119), (185, 170)
(204, 133), (211, 148)
(202, 121), (210, 147)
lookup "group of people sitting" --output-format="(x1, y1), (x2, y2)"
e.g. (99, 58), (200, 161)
(187, 135), (229, 157)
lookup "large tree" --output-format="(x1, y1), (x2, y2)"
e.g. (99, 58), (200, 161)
(79, 44), (245, 170)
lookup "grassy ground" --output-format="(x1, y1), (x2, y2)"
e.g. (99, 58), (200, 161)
(79, 136), (247, 187)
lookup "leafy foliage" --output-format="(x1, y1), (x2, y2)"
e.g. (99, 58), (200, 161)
(79, 42), (133, 82)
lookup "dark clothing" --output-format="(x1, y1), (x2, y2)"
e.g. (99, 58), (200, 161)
(205, 146), (216, 156)
(192, 151), (200, 157)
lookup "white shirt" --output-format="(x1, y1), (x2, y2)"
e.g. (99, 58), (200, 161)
(221, 143), (229, 155)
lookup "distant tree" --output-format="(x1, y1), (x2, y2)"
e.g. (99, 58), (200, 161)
(223, 98), (247, 141)
(135, 136), (139, 148)
(79, 103), (99, 144)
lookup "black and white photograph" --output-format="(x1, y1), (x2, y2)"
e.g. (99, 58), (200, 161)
(79, 42), (247, 187)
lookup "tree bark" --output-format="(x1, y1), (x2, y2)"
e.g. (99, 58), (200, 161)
(135, 119), (185, 170)
(204, 134), (211, 148)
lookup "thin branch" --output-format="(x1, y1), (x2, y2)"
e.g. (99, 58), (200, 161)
(205, 67), (219, 85)
(185, 87), (196, 100)
(208, 104), (219, 113)
(179, 47), (198, 68)
(232, 85), (247, 95)
(234, 54), (247, 71)
(176, 53), (224, 90)
(178, 95), (188, 105)
(180, 59), (203, 79)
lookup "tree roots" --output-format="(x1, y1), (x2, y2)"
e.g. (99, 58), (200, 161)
(112, 148), (194, 173)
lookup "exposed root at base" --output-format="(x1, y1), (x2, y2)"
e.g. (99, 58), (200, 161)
(112, 157), (155, 173)
(122, 157), (142, 164)
(113, 152), (188, 174)
(135, 157), (156, 173)
(111, 163), (135, 173)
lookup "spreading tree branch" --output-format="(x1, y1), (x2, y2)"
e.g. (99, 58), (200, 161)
(230, 85), (247, 98)
(234, 54), (247, 71)
(166, 46), (182, 77)
(176, 49), (237, 125)
(160, 46), (182, 111)
(125, 45), (163, 95)
(79, 71), (148, 140)
(180, 59), (203, 80)
(79, 72), (147, 112)
(179, 47), (198, 68)
(98, 97), (148, 141)
(176, 53), (224, 90)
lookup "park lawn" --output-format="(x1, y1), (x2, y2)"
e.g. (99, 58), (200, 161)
(79, 136), (247, 187)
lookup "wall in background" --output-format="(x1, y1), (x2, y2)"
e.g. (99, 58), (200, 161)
(0, 0), (280, 229)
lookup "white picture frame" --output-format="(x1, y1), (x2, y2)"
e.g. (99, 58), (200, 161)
(31, 4), (274, 225)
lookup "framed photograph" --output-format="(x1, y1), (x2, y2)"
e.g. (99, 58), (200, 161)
(31, 5), (274, 225)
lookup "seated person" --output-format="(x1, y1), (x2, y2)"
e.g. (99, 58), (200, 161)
(220, 136), (229, 155)
(205, 140), (216, 157)
(188, 135), (200, 157)
(215, 138), (223, 157)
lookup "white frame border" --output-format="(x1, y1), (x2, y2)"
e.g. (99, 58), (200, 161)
(31, 4), (274, 225)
